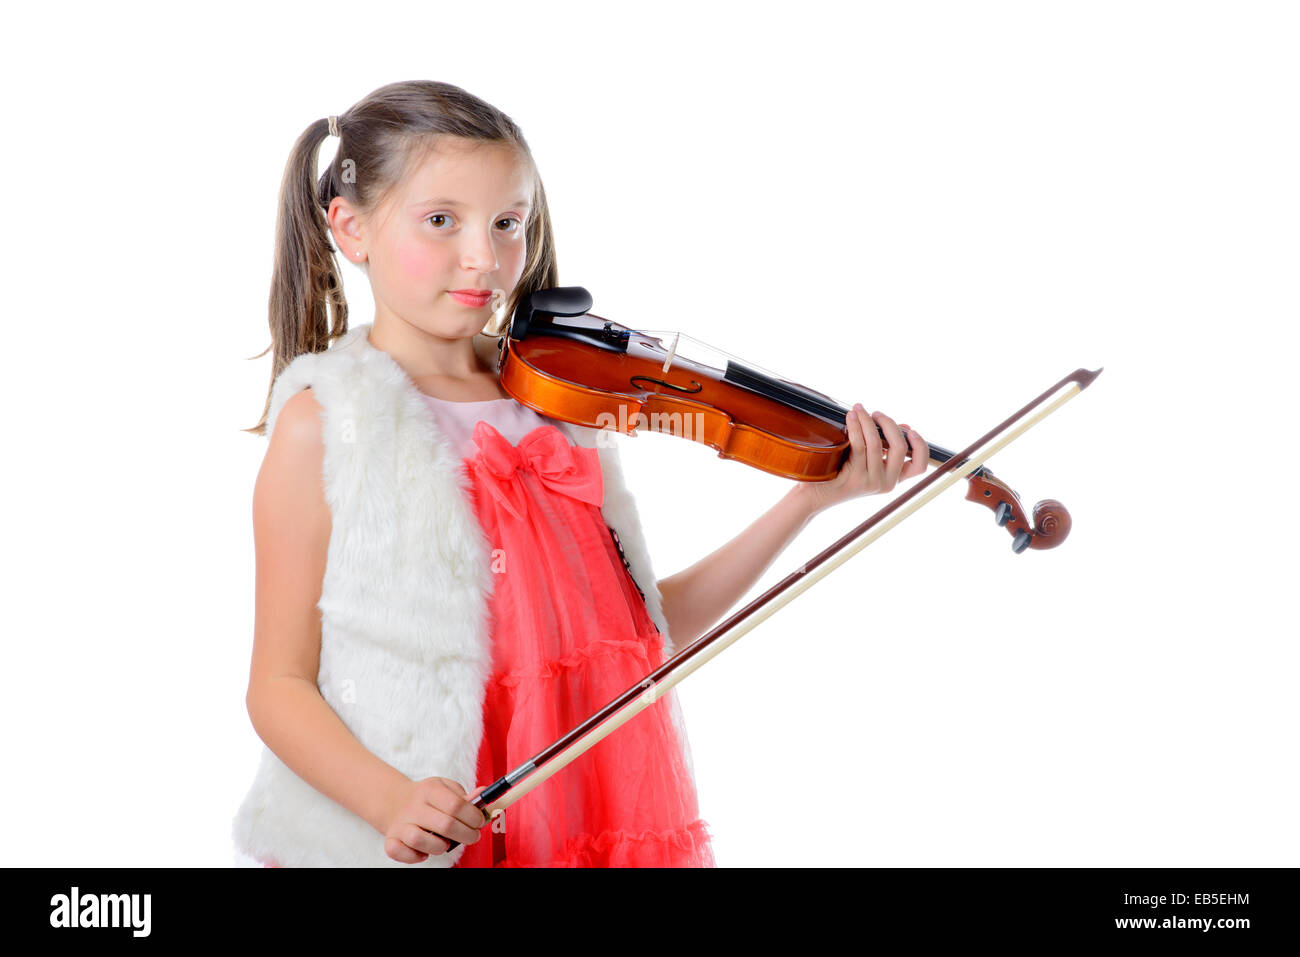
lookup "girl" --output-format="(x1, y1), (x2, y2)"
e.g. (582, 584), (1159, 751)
(232, 80), (928, 868)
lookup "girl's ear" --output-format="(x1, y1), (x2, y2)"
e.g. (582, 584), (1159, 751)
(327, 196), (366, 260)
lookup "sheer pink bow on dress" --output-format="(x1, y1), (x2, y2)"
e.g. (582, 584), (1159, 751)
(468, 421), (603, 520)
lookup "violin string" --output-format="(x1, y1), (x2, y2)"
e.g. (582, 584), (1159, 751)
(639, 328), (849, 408)
(639, 329), (787, 379)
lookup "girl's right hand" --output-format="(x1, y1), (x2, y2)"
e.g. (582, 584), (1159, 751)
(382, 777), (491, 864)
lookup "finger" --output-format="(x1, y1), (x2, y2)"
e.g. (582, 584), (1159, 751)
(857, 405), (882, 488)
(873, 411), (905, 489)
(841, 402), (866, 483)
(431, 803), (487, 844)
(385, 835), (428, 864)
(419, 806), (483, 847)
(469, 784), (493, 826)
(900, 426), (929, 479)
(427, 782), (492, 832)
(897, 424), (919, 463)
(405, 820), (457, 856)
(411, 804), (484, 852)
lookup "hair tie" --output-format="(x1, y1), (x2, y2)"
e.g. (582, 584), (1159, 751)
(327, 115), (340, 137)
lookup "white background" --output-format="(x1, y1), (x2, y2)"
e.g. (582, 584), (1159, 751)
(1, 0), (1295, 867)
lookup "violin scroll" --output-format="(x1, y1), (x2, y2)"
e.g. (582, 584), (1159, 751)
(965, 472), (1072, 553)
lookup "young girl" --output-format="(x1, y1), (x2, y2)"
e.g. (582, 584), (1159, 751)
(232, 80), (928, 868)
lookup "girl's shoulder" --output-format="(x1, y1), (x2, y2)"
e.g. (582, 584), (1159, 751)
(271, 387), (324, 447)
(261, 389), (327, 492)
(265, 339), (371, 438)
(254, 386), (330, 546)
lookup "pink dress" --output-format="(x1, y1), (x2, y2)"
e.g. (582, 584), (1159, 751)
(422, 394), (713, 868)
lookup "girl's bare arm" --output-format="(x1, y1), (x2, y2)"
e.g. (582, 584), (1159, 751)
(657, 407), (927, 648)
(243, 388), (409, 835)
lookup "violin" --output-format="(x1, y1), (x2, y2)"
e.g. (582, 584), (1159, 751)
(493, 286), (1071, 553)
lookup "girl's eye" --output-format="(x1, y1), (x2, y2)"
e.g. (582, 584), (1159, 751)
(425, 214), (524, 232)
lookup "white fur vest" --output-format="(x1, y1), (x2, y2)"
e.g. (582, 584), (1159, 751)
(231, 323), (673, 867)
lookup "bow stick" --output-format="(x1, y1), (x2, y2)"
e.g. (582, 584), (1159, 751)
(443, 366), (1102, 850)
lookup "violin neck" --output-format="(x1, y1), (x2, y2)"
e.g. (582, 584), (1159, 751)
(724, 360), (844, 421)
(828, 402), (988, 479)
(721, 359), (983, 475)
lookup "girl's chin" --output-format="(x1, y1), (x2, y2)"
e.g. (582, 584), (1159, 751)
(412, 312), (490, 339)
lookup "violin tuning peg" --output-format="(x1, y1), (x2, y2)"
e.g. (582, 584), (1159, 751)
(1012, 530), (1033, 554)
(994, 501), (1014, 527)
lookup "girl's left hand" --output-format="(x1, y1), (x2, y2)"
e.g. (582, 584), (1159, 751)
(794, 404), (929, 517)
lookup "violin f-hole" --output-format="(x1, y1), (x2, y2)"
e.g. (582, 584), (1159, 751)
(629, 375), (703, 395)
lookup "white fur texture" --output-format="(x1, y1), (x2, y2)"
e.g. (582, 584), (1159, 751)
(231, 324), (674, 867)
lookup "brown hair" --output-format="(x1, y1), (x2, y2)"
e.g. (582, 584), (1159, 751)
(243, 80), (558, 436)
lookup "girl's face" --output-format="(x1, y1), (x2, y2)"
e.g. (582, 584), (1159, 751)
(341, 137), (533, 342)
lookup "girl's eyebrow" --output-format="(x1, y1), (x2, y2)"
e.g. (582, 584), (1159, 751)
(411, 196), (532, 209)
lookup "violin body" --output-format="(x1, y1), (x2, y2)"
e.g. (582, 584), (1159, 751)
(495, 286), (1074, 552)
(498, 307), (850, 482)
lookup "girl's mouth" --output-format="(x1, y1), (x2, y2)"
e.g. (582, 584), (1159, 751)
(448, 290), (493, 307)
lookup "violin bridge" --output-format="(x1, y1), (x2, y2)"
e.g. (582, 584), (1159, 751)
(661, 332), (680, 374)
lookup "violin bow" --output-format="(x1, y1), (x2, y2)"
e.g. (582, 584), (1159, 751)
(443, 366), (1102, 849)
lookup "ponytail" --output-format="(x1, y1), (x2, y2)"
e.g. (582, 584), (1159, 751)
(243, 117), (348, 436)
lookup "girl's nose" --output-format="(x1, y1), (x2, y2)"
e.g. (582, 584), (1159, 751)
(460, 232), (499, 272)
